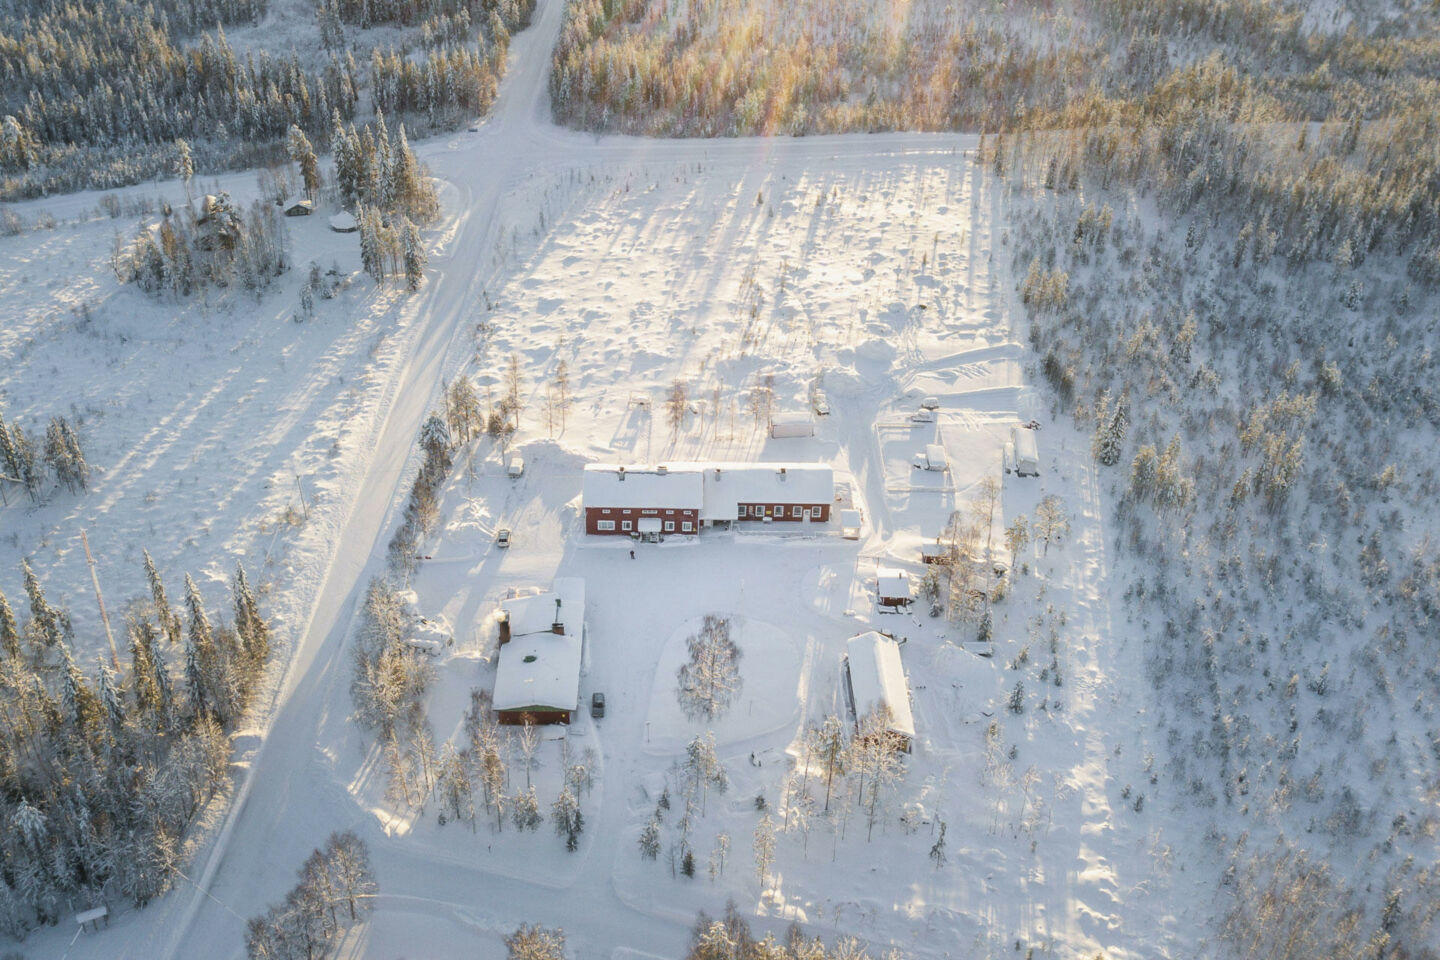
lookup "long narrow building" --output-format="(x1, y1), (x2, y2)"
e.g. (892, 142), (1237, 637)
(581, 462), (834, 535)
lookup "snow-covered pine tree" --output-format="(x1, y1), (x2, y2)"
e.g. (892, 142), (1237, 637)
(98, 657), (125, 735)
(418, 413), (452, 477)
(232, 562), (268, 669)
(402, 216), (425, 291)
(0, 587), (19, 660)
(21, 559), (67, 650)
(143, 551), (183, 647)
(287, 125), (321, 201)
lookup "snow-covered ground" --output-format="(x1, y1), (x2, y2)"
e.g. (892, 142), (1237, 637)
(1, 1), (1281, 958)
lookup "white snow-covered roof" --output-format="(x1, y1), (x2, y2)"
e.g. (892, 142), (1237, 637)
(685, 462), (832, 520)
(583, 462), (833, 520)
(846, 632), (916, 740)
(920, 542), (949, 558)
(328, 211), (358, 232)
(925, 444), (946, 467)
(493, 578), (585, 713)
(876, 568), (911, 600)
(839, 509), (862, 528)
(583, 464), (703, 510)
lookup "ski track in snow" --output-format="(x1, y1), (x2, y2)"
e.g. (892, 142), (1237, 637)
(0, 0), (1211, 957)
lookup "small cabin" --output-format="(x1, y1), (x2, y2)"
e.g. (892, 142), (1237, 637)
(920, 541), (951, 564)
(876, 569), (912, 609)
(839, 509), (863, 540)
(1011, 427), (1039, 477)
(284, 199), (314, 216)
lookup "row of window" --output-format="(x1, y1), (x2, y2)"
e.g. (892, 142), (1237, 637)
(595, 519), (694, 532)
(739, 505), (823, 519)
(598, 508), (685, 515)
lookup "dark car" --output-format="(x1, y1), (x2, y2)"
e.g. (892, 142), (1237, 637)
(590, 692), (605, 719)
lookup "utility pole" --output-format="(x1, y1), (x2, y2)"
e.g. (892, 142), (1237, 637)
(80, 529), (120, 669)
(294, 472), (309, 521)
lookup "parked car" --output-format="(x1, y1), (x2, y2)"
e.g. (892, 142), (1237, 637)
(919, 396), (940, 410)
(495, 528), (512, 548)
(590, 692), (606, 719)
(910, 408), (936, 424)
(811, 390), (830, 416)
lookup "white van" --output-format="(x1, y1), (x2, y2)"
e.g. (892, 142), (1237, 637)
(1010, 426), (1039, 477)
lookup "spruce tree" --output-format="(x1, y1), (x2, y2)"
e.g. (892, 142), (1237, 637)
(232, 562), (268, 668)
(402, 217), (425, 291)
(0, 586), (19, 660)
(144, 550), (183, 646)
(21, 559), (66, 649)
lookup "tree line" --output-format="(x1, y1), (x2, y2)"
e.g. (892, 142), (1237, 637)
(0, 555), (272, 939)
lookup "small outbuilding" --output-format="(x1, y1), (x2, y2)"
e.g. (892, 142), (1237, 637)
(771, 413), (816, 439)
(913, 444), (947, 472)
(839, 509), (863, 540)
(284, 199), (314, 216)
(328, 211), (359, 233)
(876, 568), (912, 609)
(843, 631), (915, 751)
(1010, 426), (1039, 477)
(920, 541), (951, 564)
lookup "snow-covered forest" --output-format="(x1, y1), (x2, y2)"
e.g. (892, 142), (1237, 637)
(0, 0), (534, 199)
(2, 0), (1438, 956)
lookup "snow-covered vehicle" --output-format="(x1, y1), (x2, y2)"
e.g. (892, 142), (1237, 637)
(590, 692), (606, 719)
(913, 444), (947, 471)
(496, 528), (512, 548)
(1009, 426), (1039, 477)
(811, 390), (830, 416)
(909, 408), (936, 424)
(507, 455), (525, 479)
(919, 396), (940, 410)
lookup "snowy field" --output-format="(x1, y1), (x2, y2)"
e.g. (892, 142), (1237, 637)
(1, 0), (1399, 957)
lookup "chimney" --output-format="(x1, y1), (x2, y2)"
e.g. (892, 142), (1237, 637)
(497, 610), (511, 646)
(551, 598), (564, 634)
(778, 466), (788, 481)
(657, 465), (667, 475)
(618, 466), (626, 481)
(714, 468), (722, 480)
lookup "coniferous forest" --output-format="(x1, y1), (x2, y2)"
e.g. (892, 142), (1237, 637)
(0, 558), (273, 937)
(0, 0), (535, 200)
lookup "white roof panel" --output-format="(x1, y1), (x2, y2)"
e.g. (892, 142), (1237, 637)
(846, 632), (916, 739)
(583, 465), (703, 510)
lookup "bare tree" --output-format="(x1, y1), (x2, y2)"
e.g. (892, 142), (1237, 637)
(666, 379), (690, 440)
(505, 353), (524, 431)
(506, 924), (566, 960)
(1033, 495), (1070, 556)
(675, 615), (743, 720)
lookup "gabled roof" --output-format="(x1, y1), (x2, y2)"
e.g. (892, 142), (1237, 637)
(493, 578), (585, 713)
(876, 568), (911, 599)
(846, 631), (915, 739)
(582, 464), (703, 510)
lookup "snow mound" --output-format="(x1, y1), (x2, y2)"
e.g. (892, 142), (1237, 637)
(855, 337), (897, 366)
(824, 367), (866, 397)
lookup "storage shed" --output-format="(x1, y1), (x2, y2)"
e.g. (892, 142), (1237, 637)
(876, 569), (912, 609)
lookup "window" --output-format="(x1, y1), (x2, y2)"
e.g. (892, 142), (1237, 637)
(597, 520), (615, 532)
(682, 521), (693, 532)
(792, 506), (802, 518)
(602, 508), (611, 514)
(621, 520), (633, 531)
(664, 521), (675, 532)
(810, 506), (823, 519)
(665, 510), (674, 515)
(774, 505), (783, 515)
